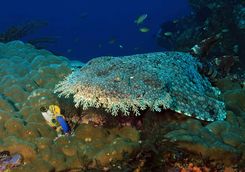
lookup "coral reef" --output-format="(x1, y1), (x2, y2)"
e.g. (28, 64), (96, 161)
(0, 21), (48, 43)
(1, 41), (245, 171)
(136, 107), (245, 170)
(157, 0), (245, 69)
(55, 52), (226, 121)
(0, 41), (140, 171)
(0, 21), (57, 49)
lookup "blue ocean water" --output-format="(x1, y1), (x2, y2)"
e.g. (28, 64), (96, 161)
(0, 0), (190, 62)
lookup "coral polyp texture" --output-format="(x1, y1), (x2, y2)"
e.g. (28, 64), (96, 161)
(55, 52), (226, 121)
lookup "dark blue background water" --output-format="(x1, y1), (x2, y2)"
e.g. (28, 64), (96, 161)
(0, 0), (190, 62)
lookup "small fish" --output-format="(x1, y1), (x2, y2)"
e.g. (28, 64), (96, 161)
(198, 63), (218, 81)
(134, 14), (148, 25)
(119, 45), (124, 48)
(139, 27), (150, 33)
(172, 19), (179, 24)
(108, 36), (117, 44)
(221, 28), (229, 33)
(164, 32), (173, 37)
(190, 33), (222, 58)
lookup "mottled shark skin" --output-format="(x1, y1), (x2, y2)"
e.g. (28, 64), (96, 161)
(55, 52), (226, 121)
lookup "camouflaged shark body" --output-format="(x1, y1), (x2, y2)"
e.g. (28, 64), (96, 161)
(55, 52), (226, 121)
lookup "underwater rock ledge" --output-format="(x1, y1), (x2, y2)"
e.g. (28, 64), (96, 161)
(55, 51), (226, 121)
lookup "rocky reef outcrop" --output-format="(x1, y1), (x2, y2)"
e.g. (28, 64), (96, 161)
(157, 0), (245, 69)
(0, 41), (140, 171)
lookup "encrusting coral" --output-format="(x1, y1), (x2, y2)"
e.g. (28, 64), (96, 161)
(0, 41), (140, 171)
(55, 52), (226, 121)
(1, 41), (245, 170)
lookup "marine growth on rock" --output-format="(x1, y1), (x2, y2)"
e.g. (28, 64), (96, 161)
(55, 52), (226, 121)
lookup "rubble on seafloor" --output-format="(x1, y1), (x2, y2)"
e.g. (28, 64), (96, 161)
(0, 41), (245, 171)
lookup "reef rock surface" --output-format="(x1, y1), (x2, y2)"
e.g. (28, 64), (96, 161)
(0, 41), (141, 171)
